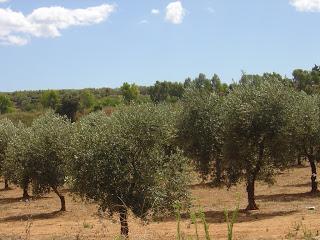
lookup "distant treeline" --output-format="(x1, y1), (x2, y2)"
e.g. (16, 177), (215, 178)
(1, 65), (320, 124)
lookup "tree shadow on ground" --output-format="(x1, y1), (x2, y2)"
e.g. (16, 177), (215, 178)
(0, 187), (13, 192)
(189, 183), (215, 190)
(0, 210), (62, 223)
(0, 197), (25, 205)
(256, 191), (320, 202)
(0, 196), (51, 205)
(202, 209), (297, 224)
(155, 209), (297, 224)
(284, 182), (310, 188)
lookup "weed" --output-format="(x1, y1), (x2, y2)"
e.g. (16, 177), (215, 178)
(175, 202), (183, 240)
(82, 222), (93, 229)
(224, 202), (239, 240)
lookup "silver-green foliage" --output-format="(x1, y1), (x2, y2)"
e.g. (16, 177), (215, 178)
(223, 77), (295, 209)
(5, 111), (71, 198)
(0, 118), (17, 177)
(68, 104), (191, 232)
(288, 93), (320, 193)
(178, 87), (225, 182)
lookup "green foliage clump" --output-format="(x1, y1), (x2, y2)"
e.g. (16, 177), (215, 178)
(149, 81), (185, 103)
(79, 90), (96, 110)
(211, 74), (229, 95)
(68, 104), (191, 237)
(184, 73), (213, 92)
(178, 87), (225, 185)
(56, 93), (80, 122)
(120, 82), (140, 104)
(11, 92), (37, 112)
(94, 95), (123, 111)
(293, 65), (320, 94)
(40, 90), (60, 110)
(0, 94), (13, 114)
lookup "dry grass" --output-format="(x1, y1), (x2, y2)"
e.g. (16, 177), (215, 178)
(0, 165), (319, 240)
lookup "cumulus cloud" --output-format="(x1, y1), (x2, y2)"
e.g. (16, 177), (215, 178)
(290, 0), (320, 12)
(0, 35), (28, 46)
(0, 0), (9, 3)
(151, 9), (160, 15)
(0, 4), (115, 46)
(165, 1), (186, 24)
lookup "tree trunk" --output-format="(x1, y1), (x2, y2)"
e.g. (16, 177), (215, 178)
(22, 178), (30, 199)
(23, 185), (30, 199)
(308, 156), (318, 194)
(52, 187), (66, 211)
(246, 142), (263, 210)
(119, 208), (129, 238)
(297, 156), (302, 166)
(246, 178), (258, 210)
(4, 179), (9, 190)
(214, 157), (222, 186)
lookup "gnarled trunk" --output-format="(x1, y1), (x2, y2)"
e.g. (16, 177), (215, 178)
(119, 207), (129, 238)
(23, 185), (30, 199)
(308, 155), (318, 194)
(4, 179), (9, 190)
(52, 186), (66, 211)
(246, 178), (258, 210)
(246, 142), (263, 210)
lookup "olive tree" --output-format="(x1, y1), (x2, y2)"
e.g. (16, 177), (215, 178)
(4, 125), (32, 198)
(0, 118), (17, 190)
(178, 87), (225, 185)
(5, 111), (71, 210)
(223, 77), (294, 210)
(288, 93), (320, 193)
(68, 104), (191, 237)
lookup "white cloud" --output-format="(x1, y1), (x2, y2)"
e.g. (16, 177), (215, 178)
(0, 35), (28, 46)
(0, 4), (115, 46)
(151, 9), (160, 15)
(290, 0), (320, 12)
(165, 1), (186, 24)
(0, 0), (9, 3)
(139, 19), (148, 24)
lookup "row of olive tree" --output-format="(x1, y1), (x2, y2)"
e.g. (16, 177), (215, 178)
(0, 105), (191, 238)
(1, 75), (320, 235)
(179, 75), (319, 210)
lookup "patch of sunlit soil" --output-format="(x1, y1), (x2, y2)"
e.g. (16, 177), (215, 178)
(0, 165), (319, 239)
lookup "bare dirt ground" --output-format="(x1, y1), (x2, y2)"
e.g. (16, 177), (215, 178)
(0, 165), (320, 240)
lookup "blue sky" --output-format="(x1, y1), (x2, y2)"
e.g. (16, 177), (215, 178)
(0, 0), (320, 92)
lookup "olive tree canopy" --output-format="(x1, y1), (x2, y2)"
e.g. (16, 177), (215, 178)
(0, 118), (17, 189)
(178, 87), (225, 185)
(223, 77), (295, 210)
(68, 104), (191, 237)
(5, 111), (71, 210)
(288, 93), (320, 193)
